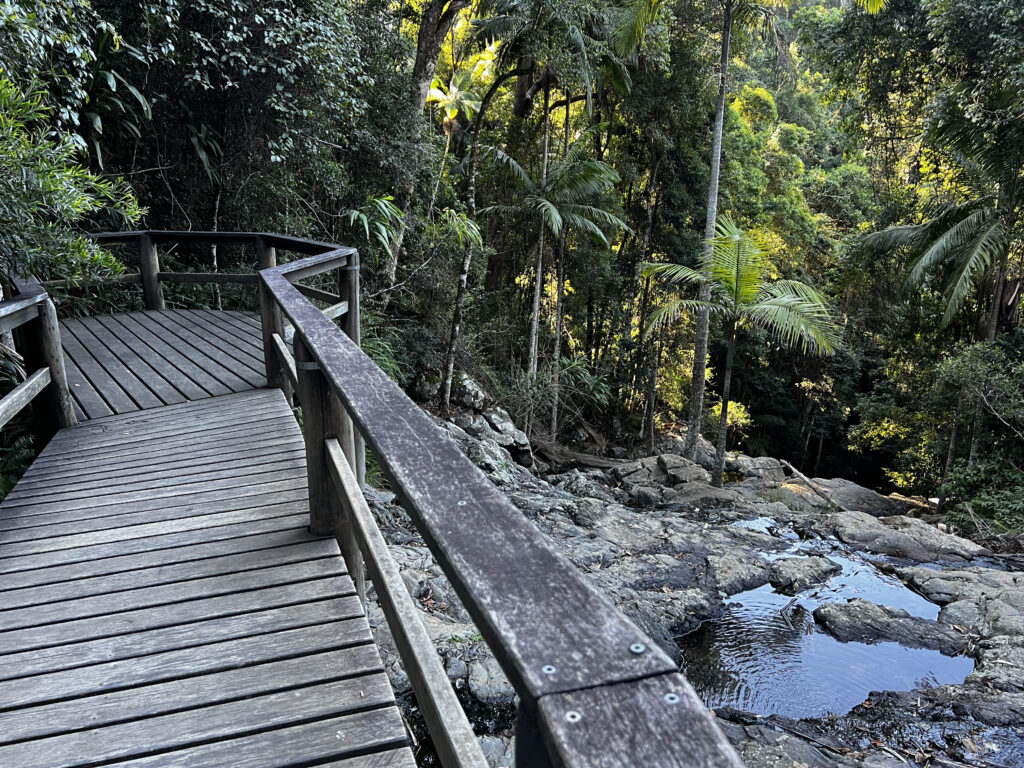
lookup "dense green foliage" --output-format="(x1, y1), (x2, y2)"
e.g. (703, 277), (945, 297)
(1, 0), (1021, 531)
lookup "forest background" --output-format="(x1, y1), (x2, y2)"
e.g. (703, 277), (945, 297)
(1, 0), (1022, 533)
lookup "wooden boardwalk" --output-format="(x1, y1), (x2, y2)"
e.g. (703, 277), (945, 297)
(0, 386), (414, 767)
(59, 309), (266, 420)
(1, 232), (745, 767)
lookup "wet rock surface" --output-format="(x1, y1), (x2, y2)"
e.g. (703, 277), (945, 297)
(770, 555), (842, 595)
(813, 599), (970, 655)
(366, 420), (1022, 767)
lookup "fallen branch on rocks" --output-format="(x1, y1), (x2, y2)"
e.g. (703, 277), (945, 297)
(779, 459), (851, 512)
(532, 438), (629, 470)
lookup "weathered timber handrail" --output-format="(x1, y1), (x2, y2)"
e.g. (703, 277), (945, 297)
(0, 368), (50, 430)
(0, 277), (78, 443)
(256, 241), (745, 767)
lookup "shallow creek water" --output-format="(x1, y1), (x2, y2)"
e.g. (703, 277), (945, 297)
(678, 517), (976, 719)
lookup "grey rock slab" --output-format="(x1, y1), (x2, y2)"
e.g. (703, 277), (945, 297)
(708, 554), (772, 595)
(822, 511), (988, 562)
(769, 555), (841, 595)
(813, 598), (969, 655)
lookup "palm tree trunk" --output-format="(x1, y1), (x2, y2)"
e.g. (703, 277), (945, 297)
(969, 252), (1009, 461)
(642, 340), (663, 453)
(427, 130), (452, 221)
(938, 383), (968, 512)
(684, 0), (733, 461)
(712, 324), (737, 488)
(466, 68), (527, 219)
(527, 83), (551, 378)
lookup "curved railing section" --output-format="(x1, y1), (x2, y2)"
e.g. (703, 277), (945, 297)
(4, 230), (744, 768)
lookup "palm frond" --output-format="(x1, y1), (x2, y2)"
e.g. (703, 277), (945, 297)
(525, 194), (563, 235)
(642, 262), (708, 285)
(940, 218), (1008, 326)
(567, 25), (594, 114)
(931, 111), (1021, 186)
(613, 0), (663, 57)
(744, 292), (840, 355)
(708, 217), (769, 306)
(756, 278), (831, 306)
(561, 203), (628, 232)
(905, 207), (996, 288)
(478, 203), (525, 219)
(855, 0), (887, 13)
(482, 145), (535, 192)
(645, 298), (726, 334)
(562, 214), (609, 245)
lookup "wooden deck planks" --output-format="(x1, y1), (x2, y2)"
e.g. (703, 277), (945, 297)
(0, 389), (412, 767)
(60, 309), (267, 418)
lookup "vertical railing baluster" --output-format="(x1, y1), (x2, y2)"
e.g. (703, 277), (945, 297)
(257, 238), (293, 405)
(339, 251), (365, 488)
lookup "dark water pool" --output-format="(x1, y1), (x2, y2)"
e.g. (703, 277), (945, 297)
(679, 520), (976, 719)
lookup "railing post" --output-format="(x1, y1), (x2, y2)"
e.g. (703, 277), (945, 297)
(138, 233), (165, 310)
(257, 238), (292, 403)
(293, 333), (365, 598)
(38, 298), (77, 430)
(515, 704), (558, 768)
(339, 251), (365, 488)
(256, 237), (277, 270)
(13, 297), (77, 447)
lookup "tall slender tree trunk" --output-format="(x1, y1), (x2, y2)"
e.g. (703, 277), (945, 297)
(550, 94), (572, 438)
(441, 244), (472, 416)
(387, 0), (471, 290)
(550, 235), (566, 437)
(210, 186), (222, 311)
(685, 0), (733, 461)
(427, 129), (453, 221)
(466, 68), (528, 219)
(642, 340), (663, 453)
(712, 326), (737, 488)
(527, 83), (551, 378)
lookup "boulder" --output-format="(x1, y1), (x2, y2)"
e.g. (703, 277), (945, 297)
(611, 455), (668, 486)
(707, 554), (772, 595)
(411, 369), (441, 401)
(467, 654), (515, 706)
(654, 432), (717, 471)
(634, 485), (664, 507)
(663, 482), (757, 512)
(452, 372), (488, 410)
(821, 511), (989, 562)
(726, 455), (787, 484)
(809, 477), (927, 517)
(658, 454), (712, 484)
(814, 599), (969, 655)
(769, 555), (841, 595)
(897, 567), (1024, 638)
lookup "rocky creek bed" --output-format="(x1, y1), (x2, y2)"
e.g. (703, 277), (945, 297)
(366, 385), (1024, 767)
